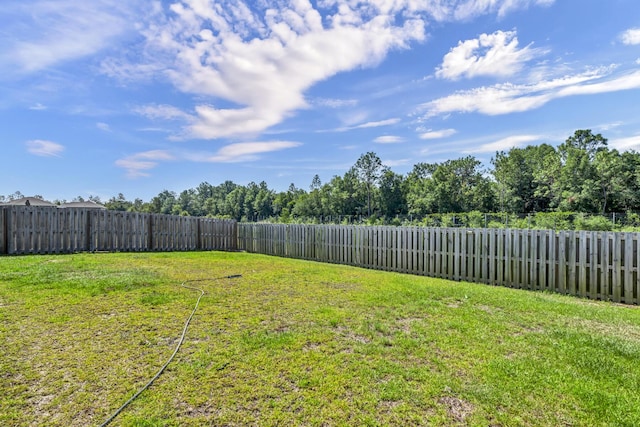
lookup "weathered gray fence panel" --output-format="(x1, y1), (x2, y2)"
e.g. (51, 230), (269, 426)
(0, 208), (6, 254)
(237, 223), (640, 304)
(0, 206), (236, 255)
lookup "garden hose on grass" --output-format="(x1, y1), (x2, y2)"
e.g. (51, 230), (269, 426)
(99, 274), (242, 427)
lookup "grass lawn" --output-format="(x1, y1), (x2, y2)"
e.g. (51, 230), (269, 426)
(1, 251), (640, 426)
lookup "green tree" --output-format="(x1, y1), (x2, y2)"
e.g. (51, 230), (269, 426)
(378, 168), (406, 217)
(327, 170), (366, 218)
(224, 186), (246, 220)
(406, 157), (494, 215)
(149, 190), (177, 214)
(352, 152), (384, 216)
(105, 193), (133, 211)
(310, 174), (322, 191)
(492, 144), (557, 213)
(273, 184), (305, 221)
(555, 130), (607, 212)
(253, 181), (275, 220)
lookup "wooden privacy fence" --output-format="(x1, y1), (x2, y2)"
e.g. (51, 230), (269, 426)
(0, 206), (237, 255)
(238, 223), (640, 304)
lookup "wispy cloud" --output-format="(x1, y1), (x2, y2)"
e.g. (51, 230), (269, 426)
(29, 103), (47, 111)
(314, 98), (358, 108)
(195, 141), (303, 163)
(610, 134), (640, 151)
(0, 1), (136, 75)
(383, 158), (411, 167)
(116, 141), (302, 177)
(463, 134), (541, 153)
(450, 0), (555, 20)
(25, 139), (65, 157)
(419, 128), (457, 140)
(115, 150), (175, 178)
(621, 28), (640, 45)
(96, 122), (111, 132)
(436, 30), (543, 80)
(133, 104), (192, 122)
(421, 66), (640, 118)
(374, 135), (404, 144)
(356, 118), (401, 129)
(328, 118), (402, 133)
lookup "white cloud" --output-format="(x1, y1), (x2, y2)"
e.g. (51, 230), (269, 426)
(463, 134), (541, 153)
(105, 1), (426, 139)
(454, 0), (555, 20)
(25, 139), (64, 157)
(419, 128), (457, 139)
(421, 67), (640, 118)
(436, 30), (542, 80)
(195, 141), (302, 163)
(29, 103), (47, 111)
(610, 135), (640, 151)
(355, 118), (401, 129)
(96, 122), (111, 132)
(374, 135), (404, 143)
(596, 121), (623, 132)
(0, 1), (136, 74)
(383, 158), (411, 167)
(91, 1), (556, 140)
(104, 1), (552, 140)
(115, 141), (301, 176)
(326, 117), (401, 133)
(621, 28), (640, 45)
(314, 98), (359, 108)
(133, 104), (193, 122)
(115, 150), (175, 178)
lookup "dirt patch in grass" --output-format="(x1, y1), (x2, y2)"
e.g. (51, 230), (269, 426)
(439, 395), (474, 423)
(570, 318), (640, 343)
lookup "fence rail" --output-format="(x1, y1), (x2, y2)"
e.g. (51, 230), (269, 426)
(0, 206), (237, 255)
(238, 223), (640, 304)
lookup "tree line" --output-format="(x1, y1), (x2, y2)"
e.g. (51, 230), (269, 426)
(4, 130), (640, 226)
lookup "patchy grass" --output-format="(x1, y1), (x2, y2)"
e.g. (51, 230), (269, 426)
(1, 251), (640, 426)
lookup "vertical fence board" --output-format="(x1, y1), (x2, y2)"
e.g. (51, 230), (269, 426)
(567, 231), (577, 296)
(612, 233), (622, 302)
(623, 233), (633, 303)
(603, 233), (611, 299)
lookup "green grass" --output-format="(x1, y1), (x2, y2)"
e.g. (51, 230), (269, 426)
(1, 252), (640, 426)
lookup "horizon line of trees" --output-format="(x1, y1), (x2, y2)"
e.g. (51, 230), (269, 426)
(4, 130), (640, 223)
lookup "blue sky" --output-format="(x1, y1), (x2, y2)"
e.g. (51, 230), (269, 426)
(1, 0), (640, 202)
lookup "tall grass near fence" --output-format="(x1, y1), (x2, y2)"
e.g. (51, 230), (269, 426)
(239, 223), (640, 304)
